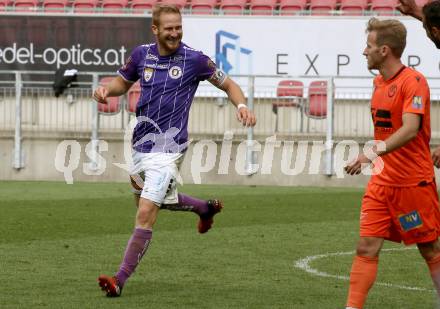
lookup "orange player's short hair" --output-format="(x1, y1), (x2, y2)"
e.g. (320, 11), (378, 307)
(366, 18), (407, 58)
(152, 4), (181, 27)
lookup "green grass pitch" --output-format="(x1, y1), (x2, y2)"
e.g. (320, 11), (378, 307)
(0, 181), (437, 308)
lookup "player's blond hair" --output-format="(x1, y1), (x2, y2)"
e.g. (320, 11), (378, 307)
(366, 18), (407, 58)
(152, 4), (181, 27)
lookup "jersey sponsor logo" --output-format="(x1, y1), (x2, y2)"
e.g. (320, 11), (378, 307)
(169, 66), (182, 79)
(144, 67), (154, 82)
(146, 63), (168, 69)
(412, 96), (423, 110)
(388, 84), (397, 97)
(398, 210), (423, 232)
(372, 108), (392, 129)
(146, 53), (159, 61)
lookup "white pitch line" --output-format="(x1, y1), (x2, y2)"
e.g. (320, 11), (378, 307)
(294, 247), (434, 292)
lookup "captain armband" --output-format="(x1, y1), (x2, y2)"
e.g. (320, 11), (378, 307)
(210, 68), (227, 86)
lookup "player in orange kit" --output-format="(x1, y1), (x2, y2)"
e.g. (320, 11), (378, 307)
(344, 17), (440, 309)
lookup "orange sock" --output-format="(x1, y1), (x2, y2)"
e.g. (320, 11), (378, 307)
(427, 254), (440, 297)
(346, 255), (379, 309)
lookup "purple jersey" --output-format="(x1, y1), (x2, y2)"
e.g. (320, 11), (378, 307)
(118, 42), (216, 153)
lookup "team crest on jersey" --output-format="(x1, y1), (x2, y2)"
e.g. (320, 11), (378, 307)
(169, 66), (182, 79)
(388, 84), (397, 97)
(412, 96), (422, 109)
(144, 67), (154, 82)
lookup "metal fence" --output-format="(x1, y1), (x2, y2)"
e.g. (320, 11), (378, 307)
(3, 70), (440, 172)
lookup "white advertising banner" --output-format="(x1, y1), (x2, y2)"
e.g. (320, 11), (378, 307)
(183, 16), (440, 91)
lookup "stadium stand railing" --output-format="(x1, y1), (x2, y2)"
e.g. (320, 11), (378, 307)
(3, 71), (440, 174)
(4, 71), (440, 140)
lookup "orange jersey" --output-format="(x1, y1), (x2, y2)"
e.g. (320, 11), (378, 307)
(370, 66), (434, 186)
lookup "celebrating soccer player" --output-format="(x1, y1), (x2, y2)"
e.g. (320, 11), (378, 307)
(344, 18), (440, 309)
(93, 4), (256, 297)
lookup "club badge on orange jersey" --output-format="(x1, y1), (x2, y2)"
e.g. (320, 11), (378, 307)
(388, 84), (397, 97)
(412, 96), (423, 110)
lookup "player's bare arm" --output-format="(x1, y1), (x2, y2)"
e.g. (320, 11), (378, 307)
(208, 73), (257, 127)
(397, 0), (424, 21)
(93, 75), (133, 103)
(345, 113), (421, 175)
(432, 146), (440, 168)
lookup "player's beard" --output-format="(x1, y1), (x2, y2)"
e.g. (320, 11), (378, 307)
(158, 33), (182, 55)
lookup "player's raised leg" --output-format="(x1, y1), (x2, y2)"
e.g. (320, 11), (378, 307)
(161, 193), (223, 233)
(131, 175), (223, 233)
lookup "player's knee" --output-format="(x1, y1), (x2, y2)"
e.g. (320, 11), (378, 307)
(356, 239), (381, 257)
(136, 199), (158, 226)
(417, 241), (440, 261)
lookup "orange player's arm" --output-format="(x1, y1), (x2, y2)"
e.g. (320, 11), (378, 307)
(345, 113), (421, 175)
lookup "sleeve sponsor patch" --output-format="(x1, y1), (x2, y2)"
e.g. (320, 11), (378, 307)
(412, 96), (423, 110)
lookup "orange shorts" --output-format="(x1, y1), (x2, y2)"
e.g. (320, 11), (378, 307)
(360, 181), (440, 245)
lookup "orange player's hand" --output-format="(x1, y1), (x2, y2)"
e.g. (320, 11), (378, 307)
(432, 146), (440, 168)
(93, 86), (109, 104)
(236, 106), (257, 127)
(344, 154), (372, 176)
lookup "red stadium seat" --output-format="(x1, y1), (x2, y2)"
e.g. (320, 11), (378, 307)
(102, 0), (128, 13)
(14, 0), (38, 11)
(306, 80), (327, 118)
(73, 0), (98, 13)
(275, 80), (304, 106)
(160, 0), (187, 9)
(127, 82), (141, 114)
(370, 0), (398, 15)
(340, 0), (368, 15)
(98, 77), (122, 114)
(309, 0), (337, 15)
(0, 0), (12, 10)
(273, 80), (304, 132)
(220, 0), (246, 15)
(190, 0), (216, 14)
(279, 0), (308, 15)
(249, 0), (277, 15)
(43, 0), (68, 12)
(130, 0), (157, 13)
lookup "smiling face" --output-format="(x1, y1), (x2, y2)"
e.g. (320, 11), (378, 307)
(152, 12), (183, 56)
(363, 31), (385, 71)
